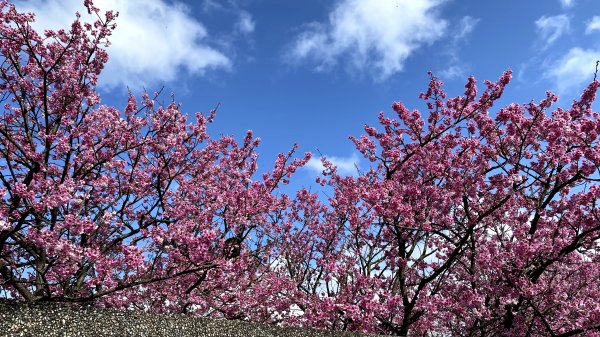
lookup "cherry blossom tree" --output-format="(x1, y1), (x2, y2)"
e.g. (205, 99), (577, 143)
(2, 1), (600, 336)
(273, 72), (600, 336)
(0, 0), (308, 316)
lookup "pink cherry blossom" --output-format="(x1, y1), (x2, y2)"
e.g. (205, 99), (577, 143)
(2, 2), (600, 336)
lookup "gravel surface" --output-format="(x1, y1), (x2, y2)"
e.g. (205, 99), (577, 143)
(0, 300), (384, 337)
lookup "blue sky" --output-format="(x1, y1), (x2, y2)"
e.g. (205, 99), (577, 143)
(16, 0), (600, 187)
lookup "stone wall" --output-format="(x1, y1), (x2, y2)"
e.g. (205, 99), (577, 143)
(0, 300), (384, 337)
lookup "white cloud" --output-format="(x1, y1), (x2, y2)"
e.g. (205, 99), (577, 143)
(545, 48), (600, 94)
(586, 16), (600, 34)
(287, 0), (448, 80)
(455, 16), (479, 41)
(436, 16), (479, 80)
(535, 15), (570, 49)
(559, 0), (575, 8)
(201, 0), (224, 12)
(305, 153), (360, 176)
(0, 219), (9, 231)
(15, 0), (231, 89)
(437, 65), (463, 80)
(237, 11), (255, 34)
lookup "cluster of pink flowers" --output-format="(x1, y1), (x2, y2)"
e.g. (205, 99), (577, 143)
(1, 1), (599, 336)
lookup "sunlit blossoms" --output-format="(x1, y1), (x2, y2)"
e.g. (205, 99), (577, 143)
(0, 0), (309, 315)
(1, 1), (599, 336)
(274, 71), (600, 336)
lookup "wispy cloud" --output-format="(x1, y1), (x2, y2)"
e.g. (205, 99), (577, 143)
(237, 11), (255, 34)
(15, 0), (231, 89)
(545, 47), (600, 94)
(437, 15), (479, 80)
(559, 0), (575, 8)
(535, 15), (570, 49)
(305, 153), (360, 176)
(455, 16), (479, 40)
(586, 16), (600, 34)
(201, 0), (224, 12)
(437, 65), (464, 80)
(287, 0), (448, 81)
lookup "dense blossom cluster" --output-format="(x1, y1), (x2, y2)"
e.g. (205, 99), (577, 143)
(1, 1), (599, 336)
